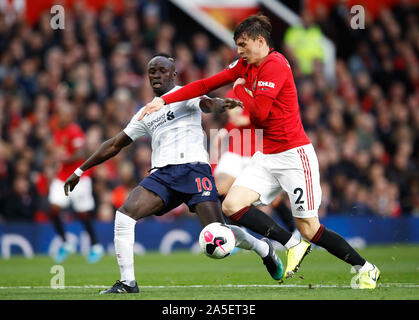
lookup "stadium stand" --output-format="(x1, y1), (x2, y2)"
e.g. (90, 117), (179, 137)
(0, 0), (417, 225)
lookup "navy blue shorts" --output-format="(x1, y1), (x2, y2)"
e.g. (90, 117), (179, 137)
(140, 163), (219, 216)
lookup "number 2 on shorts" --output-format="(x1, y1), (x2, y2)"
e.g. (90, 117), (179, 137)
(293, 187), (304, 204)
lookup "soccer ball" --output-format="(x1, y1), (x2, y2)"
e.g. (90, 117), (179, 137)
(199, 222), (235, 259)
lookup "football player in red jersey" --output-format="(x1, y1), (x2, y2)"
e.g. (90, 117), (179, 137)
(48, 101), (104, 263)
(140, 15), (380, 288)
(213, 89), (295, 233)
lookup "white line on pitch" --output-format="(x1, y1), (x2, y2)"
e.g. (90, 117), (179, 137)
(0, 283), (418, 289)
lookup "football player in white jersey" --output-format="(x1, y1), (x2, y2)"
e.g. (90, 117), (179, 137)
(64, 54), (283, 294)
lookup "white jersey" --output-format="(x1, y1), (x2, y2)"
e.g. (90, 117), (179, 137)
(123, 86), (209, 168)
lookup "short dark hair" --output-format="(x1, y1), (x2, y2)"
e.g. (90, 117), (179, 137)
(152, 52), (175, 62)
(233, 14), (272, 46)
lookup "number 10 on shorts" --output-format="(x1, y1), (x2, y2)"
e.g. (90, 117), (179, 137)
(195, 177), (213, 192)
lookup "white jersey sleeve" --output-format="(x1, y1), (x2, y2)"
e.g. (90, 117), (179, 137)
(123, 108), (148, 141)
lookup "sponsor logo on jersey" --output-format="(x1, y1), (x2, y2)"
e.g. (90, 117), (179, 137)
(166, 110), (175, 121)
(227, 59), (239, 70)
(145, 110), (176, 131)
(296, 205), (305, 211)
(258, 81), (275, 88)
(146, 113), (167, 131)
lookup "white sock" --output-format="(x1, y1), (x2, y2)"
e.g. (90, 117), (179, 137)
(284, 232), (301, 250)
(229, 225), (269, 258)
(358, 261), (374, 273)
(114, 211), (137, 286)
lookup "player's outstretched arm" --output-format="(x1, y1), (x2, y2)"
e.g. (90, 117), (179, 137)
(199, 97), (243, 113)
(64, 131), (133, 196)
(138, 69), (236, 121)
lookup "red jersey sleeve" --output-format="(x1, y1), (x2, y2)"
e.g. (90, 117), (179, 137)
(162, 67), (240, 105)
(162, 58), (245, 105)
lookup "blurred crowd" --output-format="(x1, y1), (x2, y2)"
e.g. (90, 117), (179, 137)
(0, 0), (418, 223)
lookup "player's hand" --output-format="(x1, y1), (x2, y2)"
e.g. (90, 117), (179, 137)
(64, 173), (80, 196)
(137, 97), (165, 121)
(230, 113), (250, 127)
(222, 98), (243, 110)
(233, 78), (246, 88)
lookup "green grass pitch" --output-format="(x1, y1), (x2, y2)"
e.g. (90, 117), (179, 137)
(0, 244), (418, 300)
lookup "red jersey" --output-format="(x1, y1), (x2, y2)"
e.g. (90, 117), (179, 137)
(223, 88), (262, 157)
(52, 123), (88, 181)
(162, 49), (310, 154)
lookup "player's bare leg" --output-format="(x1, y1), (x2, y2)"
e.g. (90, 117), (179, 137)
(194, 200), (283, 280)
(294, 217), (320, 240)
(193, 201), (224, 226)
(214, 173), (235, 197)
(295, 216), (380, 289)
(100, 186), (165, 294)
(119, 186), (165, 220)
(222, 185), (259, 214)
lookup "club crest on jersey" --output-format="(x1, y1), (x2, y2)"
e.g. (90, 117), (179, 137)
(258, 81), (275, 88)
(244, 88), (253, 97)
(227, 59), (239, 70)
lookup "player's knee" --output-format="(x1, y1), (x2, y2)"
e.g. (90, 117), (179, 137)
(215, 185), (227, 197)
(215, 173), (234, 196)
(295, 218), (320, 241)
(215, 181), (232, 197)
(221, 199), (239, 216)
(298, 227), (315, 241)
(117, 204), (138, 220)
